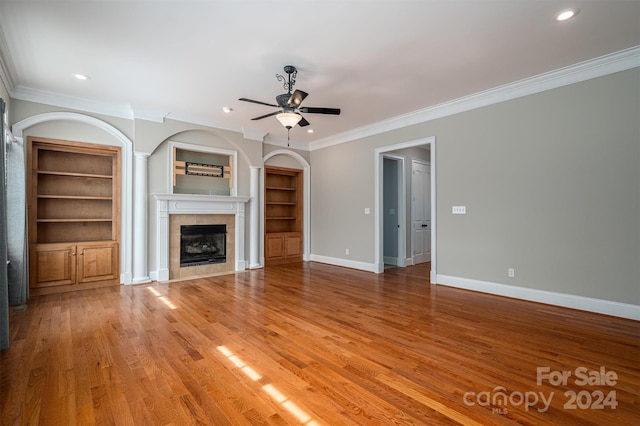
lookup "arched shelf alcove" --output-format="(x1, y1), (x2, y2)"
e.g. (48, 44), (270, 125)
(12, 112), (134, 284)
(262, 149), (311, 262)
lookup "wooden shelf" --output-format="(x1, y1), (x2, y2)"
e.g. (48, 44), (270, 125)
(264, 166), (303, 265)
(265, 186), (296, 191)
(38, 195), (112, 200)
(37, 219), (113, 223)
(37, 170), (113, 179)
(27, 137), (121, 293)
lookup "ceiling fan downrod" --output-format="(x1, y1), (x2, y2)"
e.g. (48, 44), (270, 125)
(276, 65), (297, 94)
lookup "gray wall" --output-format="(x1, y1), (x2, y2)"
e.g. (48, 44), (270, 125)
(310, 68), (640, 305)
(5, 68), (638, 307)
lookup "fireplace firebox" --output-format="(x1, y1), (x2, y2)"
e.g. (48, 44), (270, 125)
(180, 224), (226, 267)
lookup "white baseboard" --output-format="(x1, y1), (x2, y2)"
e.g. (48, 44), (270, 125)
(309, 254), (378, 273)
(436, 274), (640, 321)
(383, 256), (399, 266)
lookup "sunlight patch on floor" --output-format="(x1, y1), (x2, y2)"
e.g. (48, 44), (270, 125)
(217, 346), (320, 425)
(147, 286), (177, 309)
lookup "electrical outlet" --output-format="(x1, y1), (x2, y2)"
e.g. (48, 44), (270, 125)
(508, 268), (515, 278)
(345, 248), (350, 255)
(452, 206), (466, 215)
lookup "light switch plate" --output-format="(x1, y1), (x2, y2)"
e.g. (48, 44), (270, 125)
(364, 208), (371, 215)
(452, 206), (466, 215)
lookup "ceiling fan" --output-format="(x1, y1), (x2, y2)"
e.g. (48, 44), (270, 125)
(239, 65), (340, 142)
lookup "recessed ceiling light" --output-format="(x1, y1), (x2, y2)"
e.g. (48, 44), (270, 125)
(73, 73), (89, 80)
(307, 129), (314, 133)
(222, 107), (232, 113)
(554, 8), (579, 22)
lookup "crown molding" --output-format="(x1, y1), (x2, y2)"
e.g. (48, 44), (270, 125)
(0, 29), (16, 94)
(308, 46), (640, 151)
(241, 127), (267, 142)
(11, 85), (135, 119)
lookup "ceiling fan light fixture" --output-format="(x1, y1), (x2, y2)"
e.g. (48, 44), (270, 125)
(276, 112), (302, 129)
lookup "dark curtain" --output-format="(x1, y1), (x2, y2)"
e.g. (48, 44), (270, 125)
(1, 98), (9, 350)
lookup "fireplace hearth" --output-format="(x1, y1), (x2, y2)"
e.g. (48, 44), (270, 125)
(180, 224), (226, 267)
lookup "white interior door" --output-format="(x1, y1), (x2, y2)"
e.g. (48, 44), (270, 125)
(412, 161), (431, 264)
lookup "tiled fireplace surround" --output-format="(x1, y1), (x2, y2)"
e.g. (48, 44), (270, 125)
(153, 194), (250, 281)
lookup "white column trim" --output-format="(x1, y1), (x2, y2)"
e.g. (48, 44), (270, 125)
(249, 166), (261, 268)
(132, 152), (151, 284)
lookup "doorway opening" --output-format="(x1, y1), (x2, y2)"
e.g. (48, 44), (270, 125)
(375, 136), (436, 282)
(382, 155), (405, 268)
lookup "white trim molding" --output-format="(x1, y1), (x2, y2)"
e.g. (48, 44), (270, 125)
(436, 274), (640, 321)
(309, 46), (640, 151)
(309, 254), (378, 274)
(12, 111), (134, 284)
(152, 194), (250, 281)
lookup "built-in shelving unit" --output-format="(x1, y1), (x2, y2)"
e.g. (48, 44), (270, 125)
(264, 166), (302, 265)
(27, 138), (121, 294)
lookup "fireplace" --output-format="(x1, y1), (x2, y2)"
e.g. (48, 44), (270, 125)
(180, 224), (226, 267)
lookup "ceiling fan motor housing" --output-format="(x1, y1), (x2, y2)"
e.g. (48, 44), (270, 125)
(276, 93), (290, 107)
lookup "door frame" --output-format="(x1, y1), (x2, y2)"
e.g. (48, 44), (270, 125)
(374, 136), (436, 282)
(411, 159), (431, 264)
(382, 154), (406, 267)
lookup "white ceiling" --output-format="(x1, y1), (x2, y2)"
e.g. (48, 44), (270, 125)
(1, 0), (639, 148)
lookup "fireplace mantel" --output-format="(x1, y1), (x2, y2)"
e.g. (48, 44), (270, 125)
(153, 193), (250, 281)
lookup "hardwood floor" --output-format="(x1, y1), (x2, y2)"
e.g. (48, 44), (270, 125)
(2, 262), (639, 425)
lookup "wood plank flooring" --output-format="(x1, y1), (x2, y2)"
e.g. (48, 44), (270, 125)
(2, 262), (639, 425)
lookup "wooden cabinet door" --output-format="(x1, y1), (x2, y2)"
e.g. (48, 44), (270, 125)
(265, 233), (302, 265)
(77, 242), (119, 284)
(31, 243), (77, 288)
(265, 234), (285, 262)
(285, 233), (302, 259)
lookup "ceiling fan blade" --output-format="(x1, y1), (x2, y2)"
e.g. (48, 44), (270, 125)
(239, 98), (279, 107)
(299, 107), (341, 115)
(288, 90), (308, 107)
(298, 116), (310, 127)
(251, 111), (280, 120)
